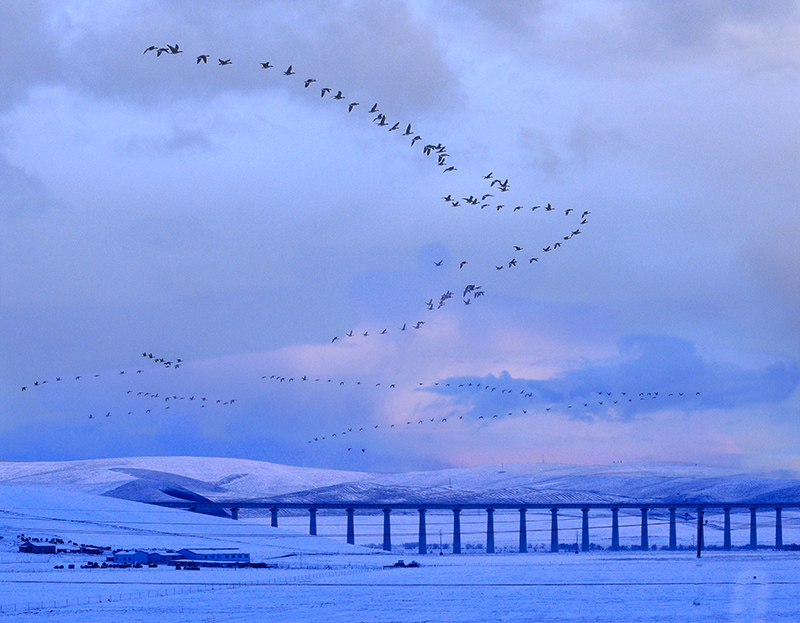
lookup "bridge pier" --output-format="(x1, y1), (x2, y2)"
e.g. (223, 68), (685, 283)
(418, 509), (427, 555)
(346, 508), (355, 545)
(486, 509), (495, 554)
(669, 508), (676, 550)
(383, 508), (391, 551)
(581, 508), (590, 552)
(640, 508), (649, 550)
(776, 507), (783, 550)
(270, 507), (278, 528)
(230, 507), (239, 521)
(519, 508), (527, 553)
(697, 508), (704, 557)
(750, 507), (758, 549)
(550, 508), (559, 552)
(724, 508), (731, 550)
(309, 508), (317, 536)
(453, 509), (462, 554)
(611, 508), (619, 551)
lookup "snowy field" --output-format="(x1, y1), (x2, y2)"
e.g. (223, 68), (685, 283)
(2, 484), (800, 621)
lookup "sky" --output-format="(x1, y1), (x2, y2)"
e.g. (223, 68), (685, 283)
(1, 0), (799, 474)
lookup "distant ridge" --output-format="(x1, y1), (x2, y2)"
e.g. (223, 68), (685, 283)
(1, 457), (799, 507)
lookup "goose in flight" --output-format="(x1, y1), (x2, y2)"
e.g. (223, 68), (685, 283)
(167, 44), (182, 54)
(369, 103), (379, 113)
(304, 78), (316, 87)
(284, 65), (295, 75)
(403, 124), (413, 136)
(261, 61), (274, 68)
(388, 122), (400, 131)
(197, 55), (209, 64)
(434, 260), (443, 266)
(219, 58), (232, 65)
(348, 102), (359, 112)
(320, 87), (331, 97)
(144, 45), (158, 54)
(443, 166), (456, 173)
(333, 91), (344, 100)
(411, 135), (421, 146)
(459, 261), (467, 269)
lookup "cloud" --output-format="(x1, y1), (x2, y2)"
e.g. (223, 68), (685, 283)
(433, 335), (799, 421)
(0, 156), (60, 219)
(0, 2), (63, 110)
(443, 0), (800, 77)
(3, 0), (457, 116)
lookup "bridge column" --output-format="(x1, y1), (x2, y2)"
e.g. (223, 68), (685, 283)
(776, 507), (783, 550)
(309, 508), (317, 536)
(452, 509), (462, 554)
(696, 508), (704, 557)
(750, 507), (758, 549)
(486, 509), (495, 554)
(669, 508), (676, 550)
(550, 508), (559, 552)
(640, 508), (649, 550)
(519, 508), (528, 553)
(611, 508), (619, 551)
(418, 509), (427, 555)
(270, 507), (278, 528)
(581, 508), (590, 552)
(346, 508), (355, 545)
(724, 508), (732, 550)
(382, 508), (391, 552)
(230, 507), (239, 521)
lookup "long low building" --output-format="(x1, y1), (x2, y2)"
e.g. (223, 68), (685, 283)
(111, 549), (250, 565)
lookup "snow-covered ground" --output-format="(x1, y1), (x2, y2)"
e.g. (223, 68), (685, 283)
(2, 476), (800, 621)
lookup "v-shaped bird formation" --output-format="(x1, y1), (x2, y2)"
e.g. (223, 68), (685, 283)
(22, 42), (622, 459)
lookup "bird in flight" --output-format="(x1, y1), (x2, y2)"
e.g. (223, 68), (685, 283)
(261, 61), (274, 69)
(304, 78), (316, 87)
(284, 65), (295, 75)
(197, 55), (209, 64)
(219, 58), (232, 65)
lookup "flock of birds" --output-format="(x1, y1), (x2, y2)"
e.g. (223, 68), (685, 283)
(20, 43), (632, 459)
(256, 373), (703, 448)
(142, 42), (591, 342)
(21, 353), (237, 420)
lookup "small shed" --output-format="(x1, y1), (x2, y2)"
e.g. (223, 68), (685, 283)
(19, 541), (56, 554)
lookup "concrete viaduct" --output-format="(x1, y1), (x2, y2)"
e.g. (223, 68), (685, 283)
(154, 501), (799, 555)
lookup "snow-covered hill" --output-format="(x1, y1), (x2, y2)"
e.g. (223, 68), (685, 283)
(1, 457), (799, 506)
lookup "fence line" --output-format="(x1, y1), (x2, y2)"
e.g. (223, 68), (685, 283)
(0, 566), (379, 615)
